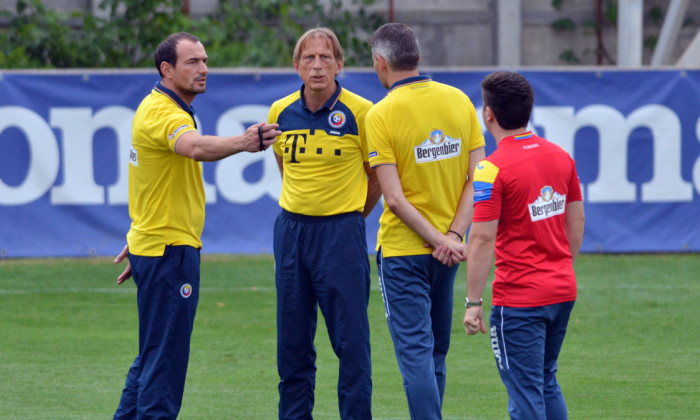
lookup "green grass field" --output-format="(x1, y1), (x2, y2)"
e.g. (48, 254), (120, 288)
(1, 254), (698, 419)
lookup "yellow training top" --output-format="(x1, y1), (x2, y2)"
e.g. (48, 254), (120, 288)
(269, 82), (372, 216)
(126, 83), (204, 256)
(366, 76), (485, 257)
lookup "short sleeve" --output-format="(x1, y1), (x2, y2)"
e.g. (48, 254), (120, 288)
(366, 106), (395, 167)
(472, 159), (502, 222)
(567, 158), (583, 202)
(357, 106), (371, 164)
(164, 115), (197, 151)
(464, 95), (485, 152)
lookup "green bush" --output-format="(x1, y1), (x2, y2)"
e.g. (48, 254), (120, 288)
(0, 0), (382, 69)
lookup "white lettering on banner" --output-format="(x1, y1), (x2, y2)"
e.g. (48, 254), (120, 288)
(214, 105), (282, 204)
(533, 104), (692, 203)
(105, 107), (138, 205)
(1, 104), (698, 206)
(50, 107), (134, 205)
(0, 107), (60, 205)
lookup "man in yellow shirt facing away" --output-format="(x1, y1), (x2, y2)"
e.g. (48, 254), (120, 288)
(365, 23), (485, 420)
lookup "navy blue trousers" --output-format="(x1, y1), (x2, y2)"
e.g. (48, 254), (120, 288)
(274, 210), (372, 420)
(377, 249), (459, 420)
(489, 301), (575, 420)
(114, 245), (200, 420)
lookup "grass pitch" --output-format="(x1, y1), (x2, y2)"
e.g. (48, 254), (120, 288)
(0, 254), (698, 419)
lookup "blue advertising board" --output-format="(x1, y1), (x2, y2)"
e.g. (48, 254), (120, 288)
(1, 68), (699, 257)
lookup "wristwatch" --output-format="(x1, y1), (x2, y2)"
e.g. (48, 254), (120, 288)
(465, 297), (482, 308)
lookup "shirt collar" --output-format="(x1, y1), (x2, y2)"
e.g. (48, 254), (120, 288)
(153, 82), (197, 128)
(388, 75), (431, 92)
(299, 80), (343, 112)
(512, 131), (534, 141)
(501, 131), (534, 145)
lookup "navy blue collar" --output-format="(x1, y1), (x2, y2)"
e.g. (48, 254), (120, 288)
(300, 80), (343, 113)
(154, 82), (197, 128)
(388, 75), (431, 92)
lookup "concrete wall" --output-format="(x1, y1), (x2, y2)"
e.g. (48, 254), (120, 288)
(359, 0), (700, 66)
(2, 0), (699, 67)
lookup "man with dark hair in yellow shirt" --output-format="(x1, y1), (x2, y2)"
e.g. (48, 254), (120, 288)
(112, 32), (281, 420)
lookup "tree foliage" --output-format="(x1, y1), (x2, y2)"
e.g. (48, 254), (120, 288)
(0, 0), (383, 69)
(192, 0), (382, 67)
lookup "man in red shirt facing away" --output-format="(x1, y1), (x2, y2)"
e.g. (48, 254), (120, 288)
(463, 71), (585, 420)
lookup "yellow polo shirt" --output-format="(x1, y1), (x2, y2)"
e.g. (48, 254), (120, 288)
(269, 82), (372, 216)
(366, 76), (485, 257)
(126, 83), (204, 256)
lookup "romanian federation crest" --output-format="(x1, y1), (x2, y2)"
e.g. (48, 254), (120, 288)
(180, 283), (192, 299)
(328, 110), (346, 129)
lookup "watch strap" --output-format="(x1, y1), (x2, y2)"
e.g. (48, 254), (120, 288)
(465, 297), (483, 308)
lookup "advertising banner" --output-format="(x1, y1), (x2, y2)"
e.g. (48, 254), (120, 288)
(1, 69), (698, 257)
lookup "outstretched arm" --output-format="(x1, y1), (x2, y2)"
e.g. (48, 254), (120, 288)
(174, 122), (281, 161)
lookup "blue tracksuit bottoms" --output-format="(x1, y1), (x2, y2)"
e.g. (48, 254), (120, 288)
(377, 249), (459, 420)
(274, 210), (372, 420)
(489, 301), (575, 420)
(113, 245), (200, 420)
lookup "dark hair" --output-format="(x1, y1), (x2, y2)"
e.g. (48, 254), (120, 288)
(154, 32), (200, 78)
(481, 71), (534, 130)
(368, 23), (420, 71)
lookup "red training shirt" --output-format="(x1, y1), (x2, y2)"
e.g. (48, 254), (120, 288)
(472, 131), (583, 307)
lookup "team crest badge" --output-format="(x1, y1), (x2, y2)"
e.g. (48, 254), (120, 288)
(180, 283), (192, 299)
(328, 111), (346, 129)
